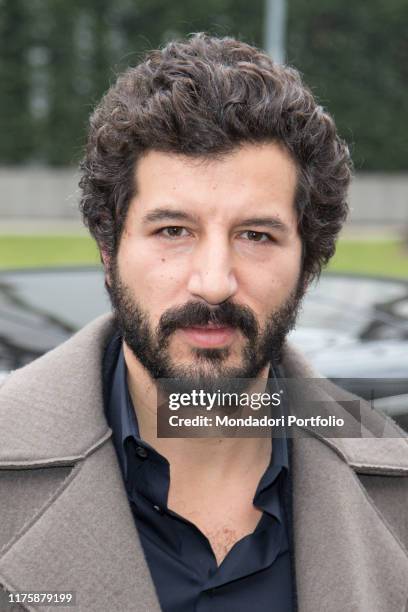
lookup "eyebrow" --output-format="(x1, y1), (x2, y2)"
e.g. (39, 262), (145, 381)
(142, 208), (199, 224)
(237, 216), (289, 233)
(142, 207), (289, 233)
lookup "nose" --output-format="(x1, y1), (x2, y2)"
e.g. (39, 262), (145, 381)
(187, 236), (238, 305)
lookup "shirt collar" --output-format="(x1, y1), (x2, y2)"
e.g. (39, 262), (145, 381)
(105, 340), (289, 519)
(106, 343), (141, 481)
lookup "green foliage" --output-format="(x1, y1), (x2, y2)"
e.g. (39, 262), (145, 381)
(0, 0), (33, 162)
(287, 0), (408, 170)
(0, 0), (406, 169)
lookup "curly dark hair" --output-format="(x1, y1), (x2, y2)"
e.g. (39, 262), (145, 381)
(79, 33), (352, 283)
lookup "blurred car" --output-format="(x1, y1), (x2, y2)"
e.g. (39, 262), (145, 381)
(0, 267), (407, 429)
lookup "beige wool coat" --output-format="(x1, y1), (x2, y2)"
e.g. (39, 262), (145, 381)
(0, 314), (407, 612)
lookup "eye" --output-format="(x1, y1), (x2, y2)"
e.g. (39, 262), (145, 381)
(157, 226), (190, 238)
(240, 230), (273, 243)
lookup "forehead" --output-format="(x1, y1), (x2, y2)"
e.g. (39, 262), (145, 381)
(130, 142), (299, 225)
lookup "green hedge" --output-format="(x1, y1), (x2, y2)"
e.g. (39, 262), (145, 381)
(0, 0), (406, 169)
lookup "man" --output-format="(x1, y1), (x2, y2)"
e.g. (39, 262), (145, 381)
(0, 34), (407, 612)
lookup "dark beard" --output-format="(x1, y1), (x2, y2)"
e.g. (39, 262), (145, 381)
(107, 262), (305, 394)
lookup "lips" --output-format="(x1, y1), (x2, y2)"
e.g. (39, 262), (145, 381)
(179, 324), (236, 348)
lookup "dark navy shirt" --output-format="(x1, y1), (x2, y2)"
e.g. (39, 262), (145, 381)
(104, 334), (294, 612)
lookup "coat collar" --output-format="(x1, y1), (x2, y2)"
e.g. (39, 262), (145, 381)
(0, 314), (115, 466)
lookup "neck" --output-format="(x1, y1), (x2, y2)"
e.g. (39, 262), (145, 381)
(122, 342), (272, 479)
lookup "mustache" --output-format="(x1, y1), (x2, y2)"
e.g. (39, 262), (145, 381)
(158, 300), (259, 341)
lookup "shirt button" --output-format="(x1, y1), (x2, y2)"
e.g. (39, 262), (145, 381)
(135, 445), (148, 459)
(153, 504), (164, 514)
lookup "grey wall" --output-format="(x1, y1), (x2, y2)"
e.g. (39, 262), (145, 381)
(0, 168), (82, 220)
(348, 174), (408, 226)
(1, 167), (407, 228)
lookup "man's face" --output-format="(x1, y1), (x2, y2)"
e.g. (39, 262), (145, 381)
(108, 143), (304, 387)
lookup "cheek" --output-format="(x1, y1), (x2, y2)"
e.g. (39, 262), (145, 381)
(117, 238), (190, 304)
(273, 238), (303, 285)
(240, 244), (302, 305)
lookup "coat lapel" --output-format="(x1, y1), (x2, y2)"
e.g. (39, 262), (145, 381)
(0, 314), (161, 611)
(292, 432), (408, 612)
(283, 342), (408, 611)
(2, 433), (407, 612)
(0, 440), (162, 612)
